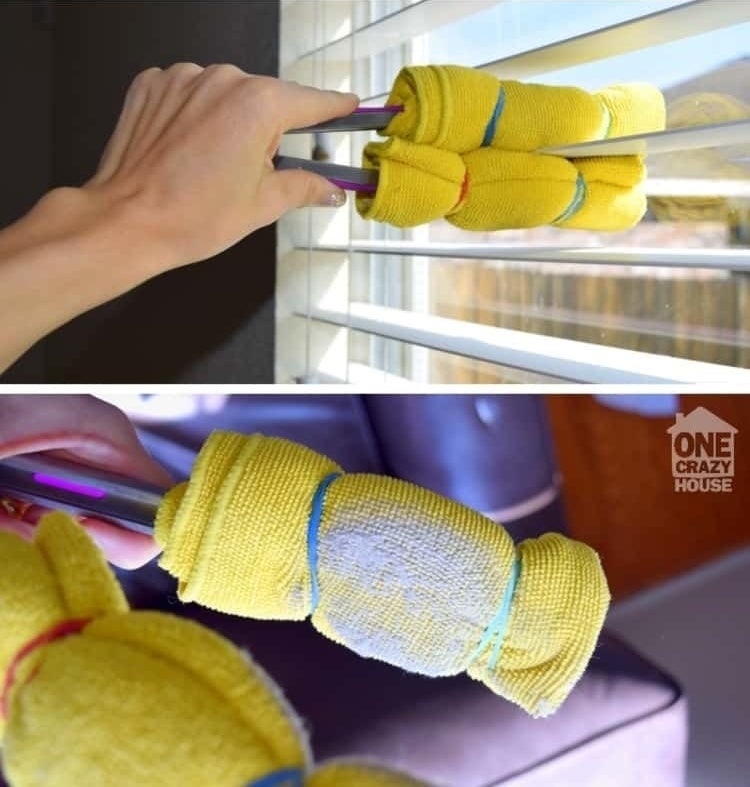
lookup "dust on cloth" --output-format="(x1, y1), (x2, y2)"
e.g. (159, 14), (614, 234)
(155, 431), (611, 718)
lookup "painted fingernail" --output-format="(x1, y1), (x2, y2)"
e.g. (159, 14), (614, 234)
(323, 189), (347, 208)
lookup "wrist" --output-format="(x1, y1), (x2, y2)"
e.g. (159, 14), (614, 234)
(0, 185), (178, 372)
(26, 186), (177, 283)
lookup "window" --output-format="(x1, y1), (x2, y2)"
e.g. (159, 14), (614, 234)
(277, 0), (750, 383)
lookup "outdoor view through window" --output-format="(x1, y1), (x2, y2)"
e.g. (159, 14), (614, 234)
(279, 0), (750, 384)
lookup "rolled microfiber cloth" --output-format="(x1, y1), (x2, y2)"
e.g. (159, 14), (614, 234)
(156, 431), (611, 718)
(450, 150), (647, 231)
(0, 513), (427, 787)
(383, 64), (666, 152)
(557, 155), (648, 231)
(357, 64), (662, 230)
(357, 136), (467, 227)
(356, 138), (647, 231)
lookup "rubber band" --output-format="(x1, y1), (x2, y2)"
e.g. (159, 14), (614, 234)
(469, 556), (521, 670)
(307, 472), (343, 614)
(1, 617), (91, 719)
(552, 173), (587, 225)
(449, 170), (471, 213)
(247, 767), (304, 787)
(599, 99), (613, 138)
(482, 86), (506, 146)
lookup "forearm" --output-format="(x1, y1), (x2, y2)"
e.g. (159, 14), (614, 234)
(0, 68), (356, 374)
(0, 187), (168, 372)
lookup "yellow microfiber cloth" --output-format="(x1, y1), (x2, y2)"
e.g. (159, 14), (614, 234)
(558, 155), (648, 231)
(155, 431), (610, 718)
(0, 512), (427, 787)
(383, 65), (666, 153)
(356, 64), (664, 230)
(357, 139), (647, 231)
(357, 137), (467, 228)
(452, 150), (647, 231)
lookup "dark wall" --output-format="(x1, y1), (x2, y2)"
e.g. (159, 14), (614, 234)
(1, 0), (279, 382)
(0, 2), (53, 379)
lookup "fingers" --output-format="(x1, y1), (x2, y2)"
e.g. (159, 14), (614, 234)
(273, 79), (359, 132)
(0, 395), (171, 568)
(78, 518), (162, 569)
(92, 65), (357, 184)
(91, 67), (162, 184)
(257, 169), (347, 226)
(0, 506), (160, 570)
(119, 62), (205, 173)
(0, 394), (172, 488)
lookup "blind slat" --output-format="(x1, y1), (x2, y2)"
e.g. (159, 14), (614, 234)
(307, 242), (750, 272)
(302, 303), (750, 384)
(361, 0), (748, 103)
(645, 178), (750, 198)
(295, 0), (498, 65)
(482, 0), (746, 80)
(543, 119), (750, 158)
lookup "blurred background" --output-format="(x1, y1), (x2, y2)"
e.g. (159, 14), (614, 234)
(100, 391), (750, 787)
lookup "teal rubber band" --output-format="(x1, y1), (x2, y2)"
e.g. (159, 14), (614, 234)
(247, 768), (304, 787)
(307, 472), (342, 613)
(599, 98), (613, 138)
(482, 87), (506, 146)
(552, 173), (587, 225)
(469, 556), (521, 670)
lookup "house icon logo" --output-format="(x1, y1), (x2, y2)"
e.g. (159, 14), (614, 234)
(667, 406), (738, 493)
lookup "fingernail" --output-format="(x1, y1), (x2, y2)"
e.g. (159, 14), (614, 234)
(322, 189), (347, 208)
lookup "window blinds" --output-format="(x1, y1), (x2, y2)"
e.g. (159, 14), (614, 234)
(277, 0), (750, 384)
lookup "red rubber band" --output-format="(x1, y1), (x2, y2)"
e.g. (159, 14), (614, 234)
(450, 170), (471, 213)
(1, 618), (91, 719)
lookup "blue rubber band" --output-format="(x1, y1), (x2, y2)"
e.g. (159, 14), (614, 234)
(307, 472), (342, 613)
(469, 556), (521, 670)
(482, 87), (506, 146)
(247, 768), (304, 787)
(552, 173), (587, 225)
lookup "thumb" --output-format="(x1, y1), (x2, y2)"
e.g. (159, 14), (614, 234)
(266, 169), (348, 216)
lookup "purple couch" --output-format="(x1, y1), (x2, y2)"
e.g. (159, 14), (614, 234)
(2, 395), (688, 786)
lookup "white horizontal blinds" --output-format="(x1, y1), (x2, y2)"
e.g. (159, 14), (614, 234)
(277, 1), (360, 383)
(291, 0), (498, 66)
(278, 0), (750, 383)
(305, 303), (750, 384)
(311, 242), (750, 272)
(358, 0), (740, 101)
(542, 119), (750, 158)
(480, 0), (747, 81)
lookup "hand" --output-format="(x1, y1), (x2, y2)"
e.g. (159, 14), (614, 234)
(0, 395), (171, 569)
(81, 63), (359, 270)
(0, 66), (359, 372)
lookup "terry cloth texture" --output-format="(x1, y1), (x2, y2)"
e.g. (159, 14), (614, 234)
(156, 431), (611, 718)
(357, 140), (648, 230)
(0, 514), (426, 787)
(308, 764), (426, 787)
(357, 137), (466, 227)
(383, 65), (666, 153)
(356, 64), (664, 230)
(452, 150), (647, 231)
